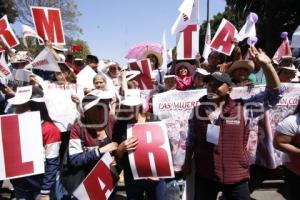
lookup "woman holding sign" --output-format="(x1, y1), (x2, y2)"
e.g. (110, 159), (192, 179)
(113, 89), (166, 200)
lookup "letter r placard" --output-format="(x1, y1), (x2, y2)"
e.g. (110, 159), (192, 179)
(127, 122), (175, 180)
(31, 7), (65, 45)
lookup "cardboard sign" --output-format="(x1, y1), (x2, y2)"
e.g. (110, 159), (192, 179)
(0, 112), (44, 180)
(0, 15), (20, 52)
(129, 59), (154, 90)
(76, 66), (97, 89)
(31, 7), (65, 45)
(25, 47), (61, 72)
(176, 24), (200, 59)
(127, 122), (174, 179)
(210, 18), (238, 56)
(291, 25), (300, 48)
(44, 83), (84, 132)
(73, 153), (119, 200)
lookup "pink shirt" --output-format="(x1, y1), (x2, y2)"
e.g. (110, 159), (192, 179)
(176, 76), (193, 90)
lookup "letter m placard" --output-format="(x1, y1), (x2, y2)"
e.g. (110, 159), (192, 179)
(31, 7), (65, 45)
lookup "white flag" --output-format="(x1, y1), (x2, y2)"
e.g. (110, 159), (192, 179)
(202, 22), (212, 60)
(25, 48), (60, 72)
(0, 53), (11, 78)
(291, 25), (300, 48)
(171, 0), (199, 35)
(238, 12), (258, 41)
(22, 24), (44, 47)
(161, 31), (168, 73)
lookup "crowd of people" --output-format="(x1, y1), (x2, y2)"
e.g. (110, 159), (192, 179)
(0, 36), (299, 200)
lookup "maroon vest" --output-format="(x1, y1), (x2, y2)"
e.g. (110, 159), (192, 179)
(192, 99), (250, 184)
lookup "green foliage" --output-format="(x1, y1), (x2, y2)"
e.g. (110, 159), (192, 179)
(66, 39), (91, 59)
(14, 37), (44, 57)
(14, 0), (82, 39)
(0, 0), (18, 23)
(200, 0), (300, 56)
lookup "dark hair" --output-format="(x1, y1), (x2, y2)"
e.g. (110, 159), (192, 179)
(29, 101), (53, 122)
(86, 55), (99, 64)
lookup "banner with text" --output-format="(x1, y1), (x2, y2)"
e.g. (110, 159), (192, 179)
(153, 84), (300, 170)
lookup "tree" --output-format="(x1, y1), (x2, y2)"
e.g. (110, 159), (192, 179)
(14, 0), (82, 39)
(0, 0), (18, 23)
(66, 39), (91, 59)
(14, 37), (44, 57)
(225, 0), (300, 56)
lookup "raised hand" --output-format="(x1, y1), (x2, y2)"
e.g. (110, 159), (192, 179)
(249, 46), (272, 66)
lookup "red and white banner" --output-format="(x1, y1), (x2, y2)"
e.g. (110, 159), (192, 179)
(73, 153), (119, 200)
(171, 0), (199, 35)
(210, 18), (238, 56)
(176, 24), (200, 60)
(31, 7), (65, 45)
(272, 37), (292, 62)
(0, 53), (11, 78)
(0, 112), (44, 180)
(25, 47), (60, 72)
(129, 59), (154, 90)
(127, 122), (174, 180)
(0, 15), (20, 52)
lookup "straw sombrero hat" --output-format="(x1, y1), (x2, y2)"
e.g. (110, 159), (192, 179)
(141, 50), (163, 68)
(227, 60), (255, 75)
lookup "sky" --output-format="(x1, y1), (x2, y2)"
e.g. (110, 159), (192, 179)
(12, 0), (226, 65)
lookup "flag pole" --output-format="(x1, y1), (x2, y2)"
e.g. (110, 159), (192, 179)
(207, 0), (210, 22)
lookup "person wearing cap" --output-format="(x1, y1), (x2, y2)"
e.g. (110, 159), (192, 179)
(182, 46), (281, 200)
(192, 68), (210, 89)
(175, 62), (195, 91)
(273, 101), (300, 200)
(228, 60), (255, 86)
(63, 90), (118, 195)
(112, 89), (165, 199)
(8, 86), (61, 200)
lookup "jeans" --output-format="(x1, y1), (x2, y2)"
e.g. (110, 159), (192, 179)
(194, 175), (250, 200)
(284, 167), (300, 200)
(124, 178), (166, 200)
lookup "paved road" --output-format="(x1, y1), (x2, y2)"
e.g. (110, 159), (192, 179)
(0, 180), (287, 200)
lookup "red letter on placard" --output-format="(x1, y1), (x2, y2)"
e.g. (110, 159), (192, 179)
(31, 7), (65, 44)
(132, 123), (172, 177)
(1, 115), (34, 177)
(182, 24), (197, 58)
(83, 160), (118, 200)
(0, 15), (19, 50)
(129, 59), (154, 90)
(210, 19), (236, 55)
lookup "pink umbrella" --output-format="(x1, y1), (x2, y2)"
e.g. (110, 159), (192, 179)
(125, 42), (163, 60)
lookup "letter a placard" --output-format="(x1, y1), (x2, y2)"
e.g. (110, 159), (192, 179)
(127, 122), (174, 180)
(73, 153), (119, 200)
(31, 7), (65, 45)
(210, 18), (238, 56)
(0, 112), (44, 180)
